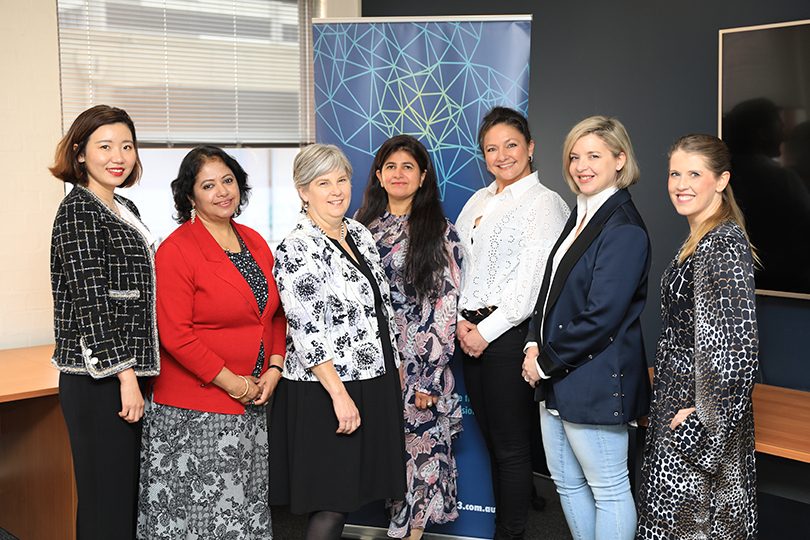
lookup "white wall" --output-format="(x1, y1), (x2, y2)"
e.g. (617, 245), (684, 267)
(0, 0), (65, 348)
(318, 0), (362, 18)
(0, 0), (362, 349)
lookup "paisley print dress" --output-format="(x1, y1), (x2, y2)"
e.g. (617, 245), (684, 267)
(637, 222), (759, 539)
(367, 213), (464, 538)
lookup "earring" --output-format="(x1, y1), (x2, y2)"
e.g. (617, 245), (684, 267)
(529, 155), (533, 163)
(190, 205), (196, 224)
(300, 201), (309, 214)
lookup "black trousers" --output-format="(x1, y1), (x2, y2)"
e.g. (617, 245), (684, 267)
(462, 321), (538, 540)
(59, 373), (144, 540)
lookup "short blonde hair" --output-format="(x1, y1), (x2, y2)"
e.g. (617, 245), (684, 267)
(561, 116), (640, 194)
(293, 144), (353, 191)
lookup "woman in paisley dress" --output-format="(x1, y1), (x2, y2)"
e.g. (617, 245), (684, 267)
(636, 134), (759, 539)
(356, 135), (463, 539)
(138, 146), (286, 539)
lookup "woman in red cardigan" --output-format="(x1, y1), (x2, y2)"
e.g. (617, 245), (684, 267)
(138, 146), (286, 539)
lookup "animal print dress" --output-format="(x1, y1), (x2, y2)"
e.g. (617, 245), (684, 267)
(636, 222), (759, 539)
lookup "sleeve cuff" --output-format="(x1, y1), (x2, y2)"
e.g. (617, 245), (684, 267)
(476, 310), (513, 343)
(296, 340), (337, 372)
(87, 357), (137, 379)
(537, 345), (567, 378)
(534, 359), (550, 380)
(196, 358), (227, 385)
(524, 341), (538, 353)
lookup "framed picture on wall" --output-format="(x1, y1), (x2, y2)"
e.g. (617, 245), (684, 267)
(719, 19), (810, 300)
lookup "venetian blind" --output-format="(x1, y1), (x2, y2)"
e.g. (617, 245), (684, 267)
(56, 0), (302, 145)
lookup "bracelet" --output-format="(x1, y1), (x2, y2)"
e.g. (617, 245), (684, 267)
(267, 364), (283, 374)
(227, 375), (250, 399)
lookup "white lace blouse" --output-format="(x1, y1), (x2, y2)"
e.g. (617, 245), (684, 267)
(455, 171), (570, 343)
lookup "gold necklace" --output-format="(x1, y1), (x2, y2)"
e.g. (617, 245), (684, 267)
(312, 218), (346, 241)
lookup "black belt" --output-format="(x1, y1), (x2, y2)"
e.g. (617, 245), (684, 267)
(460, 306), (498, 324)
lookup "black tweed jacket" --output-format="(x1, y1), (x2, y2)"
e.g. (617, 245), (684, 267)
(50, 185), (159, 378)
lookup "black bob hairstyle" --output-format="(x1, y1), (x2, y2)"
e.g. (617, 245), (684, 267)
(170, 145), (251, 224)
(355, 134), (449, 300)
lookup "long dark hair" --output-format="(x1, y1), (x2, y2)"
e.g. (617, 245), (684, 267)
(356, 135), (449, 299)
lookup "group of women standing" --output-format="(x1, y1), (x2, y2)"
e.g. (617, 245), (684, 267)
(49, 103), (759, 540)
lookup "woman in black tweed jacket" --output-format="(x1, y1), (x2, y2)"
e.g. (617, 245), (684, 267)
(49, 105), (159, 539)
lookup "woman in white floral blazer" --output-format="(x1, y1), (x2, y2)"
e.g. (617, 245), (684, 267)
(273, 217), (398, 382)
(269, 144), (406, 540)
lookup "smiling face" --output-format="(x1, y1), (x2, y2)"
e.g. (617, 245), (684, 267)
(78, 122), (137, 195)
(668, 149), (730, 230)
(299, 168), (351, 229)
(568, 133), (625, 196)
(375, 149), (425, 211)
(482, 123), (535, 187)
(191, 157), (240, 225)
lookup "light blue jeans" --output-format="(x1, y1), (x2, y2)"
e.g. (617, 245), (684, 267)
(539, 403), (636, 540)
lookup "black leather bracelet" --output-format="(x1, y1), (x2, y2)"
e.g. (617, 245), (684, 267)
(267, 364), (283, 373)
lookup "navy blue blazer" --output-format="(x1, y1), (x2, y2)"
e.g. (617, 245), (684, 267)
(526, 189), (651, 424)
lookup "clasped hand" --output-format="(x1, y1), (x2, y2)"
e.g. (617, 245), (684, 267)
(521, 346), (541, 388)
(414, 390), (437, 410)
(457, 320), (489, 357)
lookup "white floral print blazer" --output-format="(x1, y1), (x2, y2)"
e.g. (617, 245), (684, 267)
(273, 216), (399, 382)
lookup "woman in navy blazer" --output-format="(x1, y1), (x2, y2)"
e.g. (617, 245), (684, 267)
(522, 116), (650, 540)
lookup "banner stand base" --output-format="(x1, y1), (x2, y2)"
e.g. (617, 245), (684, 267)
(343, 524), (486, 540)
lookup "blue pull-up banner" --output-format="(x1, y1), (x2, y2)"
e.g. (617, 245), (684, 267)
(312, 16), (532, 539)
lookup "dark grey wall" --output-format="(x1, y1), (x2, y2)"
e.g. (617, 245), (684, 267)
(362, 0), (810, 389)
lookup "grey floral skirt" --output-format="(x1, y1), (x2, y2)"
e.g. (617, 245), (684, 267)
(137, 402), (271, 539)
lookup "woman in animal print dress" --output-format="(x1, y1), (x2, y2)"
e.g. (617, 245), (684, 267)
(636, 134), (759, 539)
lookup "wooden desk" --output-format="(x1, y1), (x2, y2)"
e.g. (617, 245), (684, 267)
(0, 344), (76, 540)
(753, 383), (810, 463)
(0, 344), (61, 402)
(646, 368), (810, 464)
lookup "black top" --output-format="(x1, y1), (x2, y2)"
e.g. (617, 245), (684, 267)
(226, 234), (268, 377)
(330, 234), (396, 371)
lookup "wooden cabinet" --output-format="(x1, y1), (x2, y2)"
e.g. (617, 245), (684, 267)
(0, 345), (76, 540)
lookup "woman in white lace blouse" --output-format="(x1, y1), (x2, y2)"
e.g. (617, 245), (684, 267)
(455, 106), (569, 540)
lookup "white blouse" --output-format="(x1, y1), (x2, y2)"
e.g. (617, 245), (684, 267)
(116, 201), (156, 250)
(456, 171), (570, 343)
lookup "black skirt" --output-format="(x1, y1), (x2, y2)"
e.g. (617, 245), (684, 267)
(268, 363), (406, 514)
(269, 231), (406, 514)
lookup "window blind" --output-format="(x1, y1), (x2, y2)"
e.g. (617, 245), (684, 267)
(57, 0), (302, 145)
